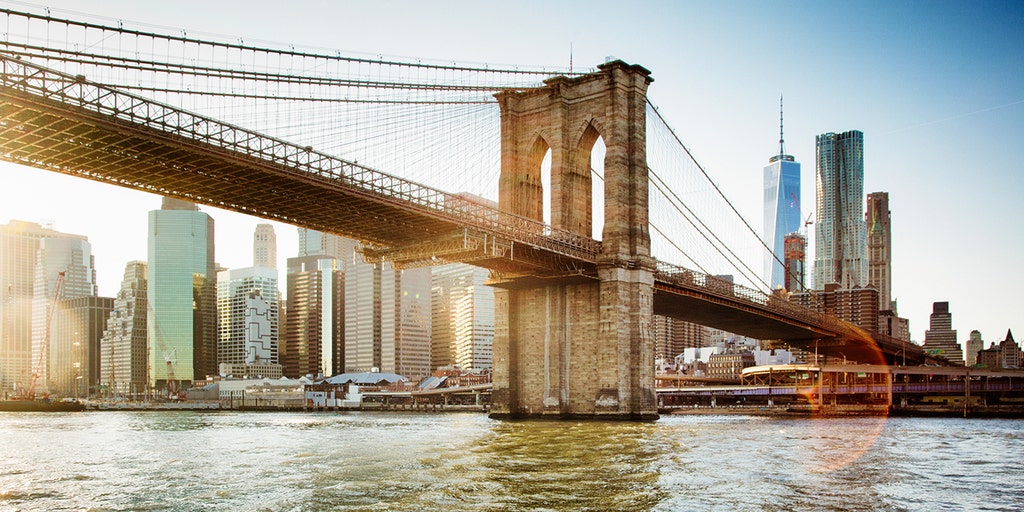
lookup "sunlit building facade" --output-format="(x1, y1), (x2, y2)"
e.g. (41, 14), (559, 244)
(814, 130), (867, 289)
(965, 330), (984, 367)
(99, 261), (149, 398)
(866, 192), (892, 310)
(385, 266), (432, 380)
(345, 256), (432, 380)
(0, 220), (94, 393)
(31, 235), (97, 394)
(147, 197), (217, 390)
(253, 223), (277, 270)
(50, 296), (113, 397)
(431, 263), (493, 371)
(283, 255), (343, 378)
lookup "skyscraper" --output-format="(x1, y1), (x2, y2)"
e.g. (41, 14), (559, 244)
(297, 228), (352, 262)
(283, 255), (343, 378)
(964, 330), (984, 367)
(217, 266), (280, 375)
(344, 253), (432, 380)
(51, 296), (113, 397)
(147, 197), (217, 390)
(791, 284), (879, 333)
(383, 265), (432, 380)
(284, 229), (352, 378)
(763, 98), (802, 290)
(923, 301), (962, 365)
(253, 223), (277, 269)
(866, 192), (892, 310)
(814, 130), (867, 290)
(431, 263), (494, 371)
(783, 233), (807, 292)
(0, 221), (86, 392)
(296, 228), (432, 380)
(31, 234), (97, 394)
(652, 315), (709, 363)
(99, 261), (149, 398)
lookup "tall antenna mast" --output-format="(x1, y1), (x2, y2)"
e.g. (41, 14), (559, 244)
(778, 94), (785, 157)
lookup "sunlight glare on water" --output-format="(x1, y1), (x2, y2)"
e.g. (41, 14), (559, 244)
(0, 412), (1021, 511)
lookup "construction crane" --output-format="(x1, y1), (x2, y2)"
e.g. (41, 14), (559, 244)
(163, 348), (179, 400)
(21, 271), (65, 400)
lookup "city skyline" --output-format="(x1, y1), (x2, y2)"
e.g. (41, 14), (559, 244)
(0, 0), (1021, 344)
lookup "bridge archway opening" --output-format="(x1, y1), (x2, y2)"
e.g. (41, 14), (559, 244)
(581, 128), (606, 241)
(523, 136), (552, 225)
(540, 147), (552, 227)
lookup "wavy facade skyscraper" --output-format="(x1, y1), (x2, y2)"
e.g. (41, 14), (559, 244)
(814, 130), (867, 289)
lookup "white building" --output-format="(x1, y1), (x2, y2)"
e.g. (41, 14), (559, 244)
(253, 223), (277, 270)
(217, 266), (280, 371)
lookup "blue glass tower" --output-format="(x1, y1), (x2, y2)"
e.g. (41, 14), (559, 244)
(147, 197), (216, 392)
(763, 98), (802, 290)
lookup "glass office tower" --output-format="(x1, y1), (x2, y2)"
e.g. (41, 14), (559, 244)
(763, 154), (802, 290)
(763, 98), (802, 290)
(147, 197), (216, 391)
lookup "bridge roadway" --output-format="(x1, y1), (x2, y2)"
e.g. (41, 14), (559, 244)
(0, 55), (929, 364)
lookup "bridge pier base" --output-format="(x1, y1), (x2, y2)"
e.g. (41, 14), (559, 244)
(490, 270), (657, 420)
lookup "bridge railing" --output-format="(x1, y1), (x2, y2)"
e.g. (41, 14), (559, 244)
(655, 260), (929, 360)
(654, 260), (848, 335)
(0, 54), (601, 262)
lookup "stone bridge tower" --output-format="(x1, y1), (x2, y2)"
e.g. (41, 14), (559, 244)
(491, 60), (657, 419)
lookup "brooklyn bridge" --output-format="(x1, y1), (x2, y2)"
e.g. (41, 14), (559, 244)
(0, 8), (933, 419)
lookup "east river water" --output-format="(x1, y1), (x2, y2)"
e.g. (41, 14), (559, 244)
(0, 411), (1021, 511)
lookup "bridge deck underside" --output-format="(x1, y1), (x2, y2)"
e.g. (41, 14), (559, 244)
(653, 285), (922, 364)
(0, 91), (582, 276)
(653, 287), (829, 342)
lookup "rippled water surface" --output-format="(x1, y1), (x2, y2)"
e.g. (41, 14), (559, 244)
(0, 411), (1021, 511)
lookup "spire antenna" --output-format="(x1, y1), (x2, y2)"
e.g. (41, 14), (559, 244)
(778, 94), (785, 157)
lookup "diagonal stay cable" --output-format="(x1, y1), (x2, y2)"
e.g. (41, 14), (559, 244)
(646, 100), (805, 292)
(649, 167), (765, 288)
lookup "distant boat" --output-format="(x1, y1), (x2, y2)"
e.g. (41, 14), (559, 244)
(0, 398), (86, 412)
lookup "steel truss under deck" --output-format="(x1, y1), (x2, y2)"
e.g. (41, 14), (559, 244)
(0, 54), (598, 278)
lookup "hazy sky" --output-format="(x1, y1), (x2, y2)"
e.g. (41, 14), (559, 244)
(1, 0), (1021, 345)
